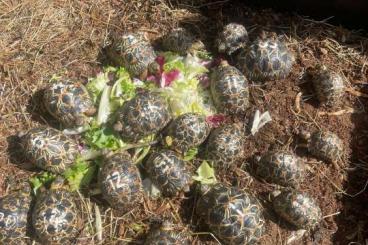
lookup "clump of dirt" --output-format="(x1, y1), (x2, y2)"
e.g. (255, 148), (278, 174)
(1, 0), (368, 244)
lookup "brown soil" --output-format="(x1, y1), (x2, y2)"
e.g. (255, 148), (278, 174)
(1, 1), (368, 244)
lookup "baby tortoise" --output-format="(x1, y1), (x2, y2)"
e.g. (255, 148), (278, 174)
(161, 27), (205, 55)
(272, 190), (322, 229)
(307, 65), (345, 107)
(216, 23), (248, 55)
(196, 183), (265, 244)
(21, 127), (79, 174)
(0, 186), (32, 244)
(236, 36), (295, 81)
(114, 91), (171, 142)
(99, 152), (143, 212)
(163, 113), (211, 154)
(210, 60), (250, 115)
(32, 177), (81, 244)
(144, 221), (190, 245)
(43, 80), (96, 128)
(144, 150), (191, 197)
(254, 150), (306, 187)
(206, 123), (245, 167)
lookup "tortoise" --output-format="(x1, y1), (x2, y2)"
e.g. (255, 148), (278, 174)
(272, 190), (322, 229)
(210, 60), (250, 115)
(161, 27), (205, 55)
(20, 127), (79, 174)
(144, 149), (191, 197)
(32, 177), (81, 244)
(307, 65), (345, 107)
(114, 91), (171, 142)
(99, 152), (143, 212)
(216, 23), (248, 55)
(206, 123), (245, 167)
(236, 36), (295, 81)
(144, 221), (190, 245)
(43, 80), (96, 128)
(254, 150), (306, 187)
(196, 183), (265, 244)
(163, 113), (211, 154)
(0, 186), (32, 244)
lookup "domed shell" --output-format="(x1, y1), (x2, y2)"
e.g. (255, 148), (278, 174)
(161, 27), (203, 55)
(272, 190), (322, 229)
(43, 81), (96, 128)
(206, 123), (245, 167)
(254, 151), (305, 187)
(115, 91), (171, 142)
(309, 130), (343, 163)
(164, 113), (211, 154)
(32, 178), (81, 244)
(236, 37), (295, 81)
(21, 127), (79, 174)
(144, 221), (190, 245)
(196, 184), (265, 244)
(145, 150), (191, 197)
(216, 23), (248, 55)
(99, 152), (143, 211)
(210, 61), (249, 115)
(0, 187), (32, 244)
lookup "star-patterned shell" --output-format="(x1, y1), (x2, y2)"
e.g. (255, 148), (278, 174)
(254, 151), (306, 187)
(43, 81), (96, 128)
(145, 150), (191, 197)
(115, 91), (171, 142)
(161, 27), (204, 55)
(272, 190), (322, 229)
(21, 127), (79, 174)
(144, 221), (190, 245)
(164, 113), (211, 154)
(0, 187), (32, 244)
(99, 152), (143, 212)
(196, 184), (265, 244)
(32, 178), (81, 244)
(216, 23), (248, 55)
(236, 37), (295, 81)
(309, 130), (343, 163)
(210, 61), (250, 115)
(206, 123), (245, 167)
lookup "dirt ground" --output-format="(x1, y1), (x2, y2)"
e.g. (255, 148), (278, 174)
(1, 1), (368, 244)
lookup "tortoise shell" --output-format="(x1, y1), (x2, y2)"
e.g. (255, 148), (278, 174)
(21, 127), (79, 174)
(43, 81), (96, 128)
(254, 151), (306, 187)
(145, 150), (191, 197)
(164, 113), (211, 154)
(99, 152), (143, 212)
(216, 23), (248, 55)
(32, 178), (81, 244)
(236, 37), (295, 81)
(206, 123), (245, 167)
(144, 221), (190, 245)
(272, 190), (322, 229)
(210, 61), (250, 115)
(196, 184), (265, 244)
(309, 130), (343, 163)
(0, 187), (32, 244)
(115, 91), (171, 142)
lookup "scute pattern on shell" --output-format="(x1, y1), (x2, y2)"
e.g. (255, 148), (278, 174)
(236, 37), (295, 81)
(255, 151), (305, 187)
(206, 123), (245, 167)
(116, 91), (171, 142)
(144, 222), (190, 245)
(210, 63), (249, 115)
(165, 113), (210, 154)
(99, 152), (143, 211)
(21, 127), (79, 174)
(162, 27), (198, 55)
(196, 184), (265, 245)
(0, 188), (32, 244)
(43, 81), (96, 128)
(145, 150), (191, 197)
(217, 23), (248, 55)
(272, 190), (322, 229)
(309, 130), (343, 163)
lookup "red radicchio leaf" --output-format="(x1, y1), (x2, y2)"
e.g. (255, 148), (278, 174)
(206, 114), (227, 128)
(162, 69), (180, 87)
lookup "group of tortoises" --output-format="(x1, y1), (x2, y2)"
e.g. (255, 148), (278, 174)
(0, 23), (346, 244)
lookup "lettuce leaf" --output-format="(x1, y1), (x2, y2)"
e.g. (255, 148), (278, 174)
(84, 121), (125, 150)
(86, 67), (116, 103)
(192, 161), (217, 185)
(29, 172), (56, 195)
(63, 158), (97, 191)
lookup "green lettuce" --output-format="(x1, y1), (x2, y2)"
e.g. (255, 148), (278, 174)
(193, 161), (217, 185)
(29, 172), (56, 195)
(63, 158), (97, 191)
(84, 121), (125, 150)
